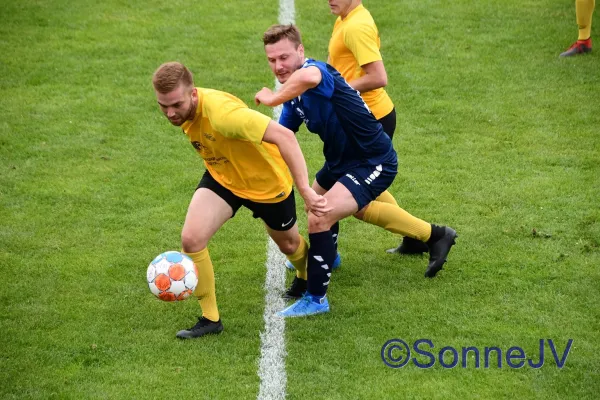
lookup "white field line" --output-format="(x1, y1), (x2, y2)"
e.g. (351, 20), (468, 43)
(257, 2), (295, 399)
(257, 238), (288, 400)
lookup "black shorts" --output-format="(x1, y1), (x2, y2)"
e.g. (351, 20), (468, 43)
(197, 170), (297, 231)
(378, 108), (396, 140)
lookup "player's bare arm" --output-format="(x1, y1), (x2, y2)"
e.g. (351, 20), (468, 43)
(348, 60), (387, 93)
(262, 120), (330, 216)
(255, 66), (322, 107)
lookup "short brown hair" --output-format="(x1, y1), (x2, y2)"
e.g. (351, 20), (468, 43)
(152, 62), (194, 94)
(262, 24), (303, 48)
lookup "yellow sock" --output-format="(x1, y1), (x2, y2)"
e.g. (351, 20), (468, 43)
(577, 0), (595, 40)
(375, 190), (399, 207)
(184, 248), (219, 322)
(363, 201), (432, 242)
(285, 235), (308, 280)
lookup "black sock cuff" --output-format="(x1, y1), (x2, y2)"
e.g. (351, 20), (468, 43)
(309, 231), (333, 241)
(427, 224), (445, 244)
(331, 222), (340, 235)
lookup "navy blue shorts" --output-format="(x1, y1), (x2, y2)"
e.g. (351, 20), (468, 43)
(315, 159), (398, 210)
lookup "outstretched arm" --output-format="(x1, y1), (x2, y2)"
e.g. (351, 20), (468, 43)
(261, 120), (330, 215)
(255, 66), (322, 107)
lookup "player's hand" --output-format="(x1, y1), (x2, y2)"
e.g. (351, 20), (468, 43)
(254, 87), (275, 106)
(301, 188), (332, 216)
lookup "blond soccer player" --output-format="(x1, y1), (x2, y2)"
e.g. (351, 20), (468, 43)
(152, 62), (328, 338)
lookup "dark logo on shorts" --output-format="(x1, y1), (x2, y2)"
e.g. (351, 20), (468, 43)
(191, 141), (205, 152)
(203, 132), (216, 141)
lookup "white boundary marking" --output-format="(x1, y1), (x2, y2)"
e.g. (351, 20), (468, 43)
(257, 1), (295, 399)
(257, 239), (288, 400)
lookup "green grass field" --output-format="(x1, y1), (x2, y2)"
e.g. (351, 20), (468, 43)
(1, 0), (599, 399)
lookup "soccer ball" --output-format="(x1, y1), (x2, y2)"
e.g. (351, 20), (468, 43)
(147, 251), (198, 301)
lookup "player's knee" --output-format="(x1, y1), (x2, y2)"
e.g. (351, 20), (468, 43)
(307, 213), (331, 233)
(277, 237), (299, 255)
(181, 230), (208, 253)
(267, 229), (300, 255)
(353, 204), (368, 220)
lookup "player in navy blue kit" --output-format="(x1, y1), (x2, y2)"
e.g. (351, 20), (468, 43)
(256, 24), (457, 317)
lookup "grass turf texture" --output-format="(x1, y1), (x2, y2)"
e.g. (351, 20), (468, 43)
(1, 0), (599, 399)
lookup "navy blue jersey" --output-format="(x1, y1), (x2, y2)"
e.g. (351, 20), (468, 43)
(279, 59), (396, 174)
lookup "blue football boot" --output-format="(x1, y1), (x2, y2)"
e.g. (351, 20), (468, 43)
(276, 293), (330, 317)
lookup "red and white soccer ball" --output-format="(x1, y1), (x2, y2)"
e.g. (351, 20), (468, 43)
(147, 251), (198, 301)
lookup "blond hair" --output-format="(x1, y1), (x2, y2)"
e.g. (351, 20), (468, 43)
(152, 62), (194, 93)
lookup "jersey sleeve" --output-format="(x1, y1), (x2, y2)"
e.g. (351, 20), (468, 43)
(204, 94), (271, 144)
(344, 22), (382, 66)
(304, 61), (334, 99)
(279, 102), (303, 133)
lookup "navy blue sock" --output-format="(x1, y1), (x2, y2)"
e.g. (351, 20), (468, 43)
(306, 230), (337, 298)
(331, 222), (340, 254)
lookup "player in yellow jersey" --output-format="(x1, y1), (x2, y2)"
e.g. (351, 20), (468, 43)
(152, 62), (328, 338)
(561, 0), (595, 56)
(327, 0), (428, 257)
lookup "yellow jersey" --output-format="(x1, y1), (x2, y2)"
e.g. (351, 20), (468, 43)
(328, 4), (394, 120)
(181, 88), (293, 203)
